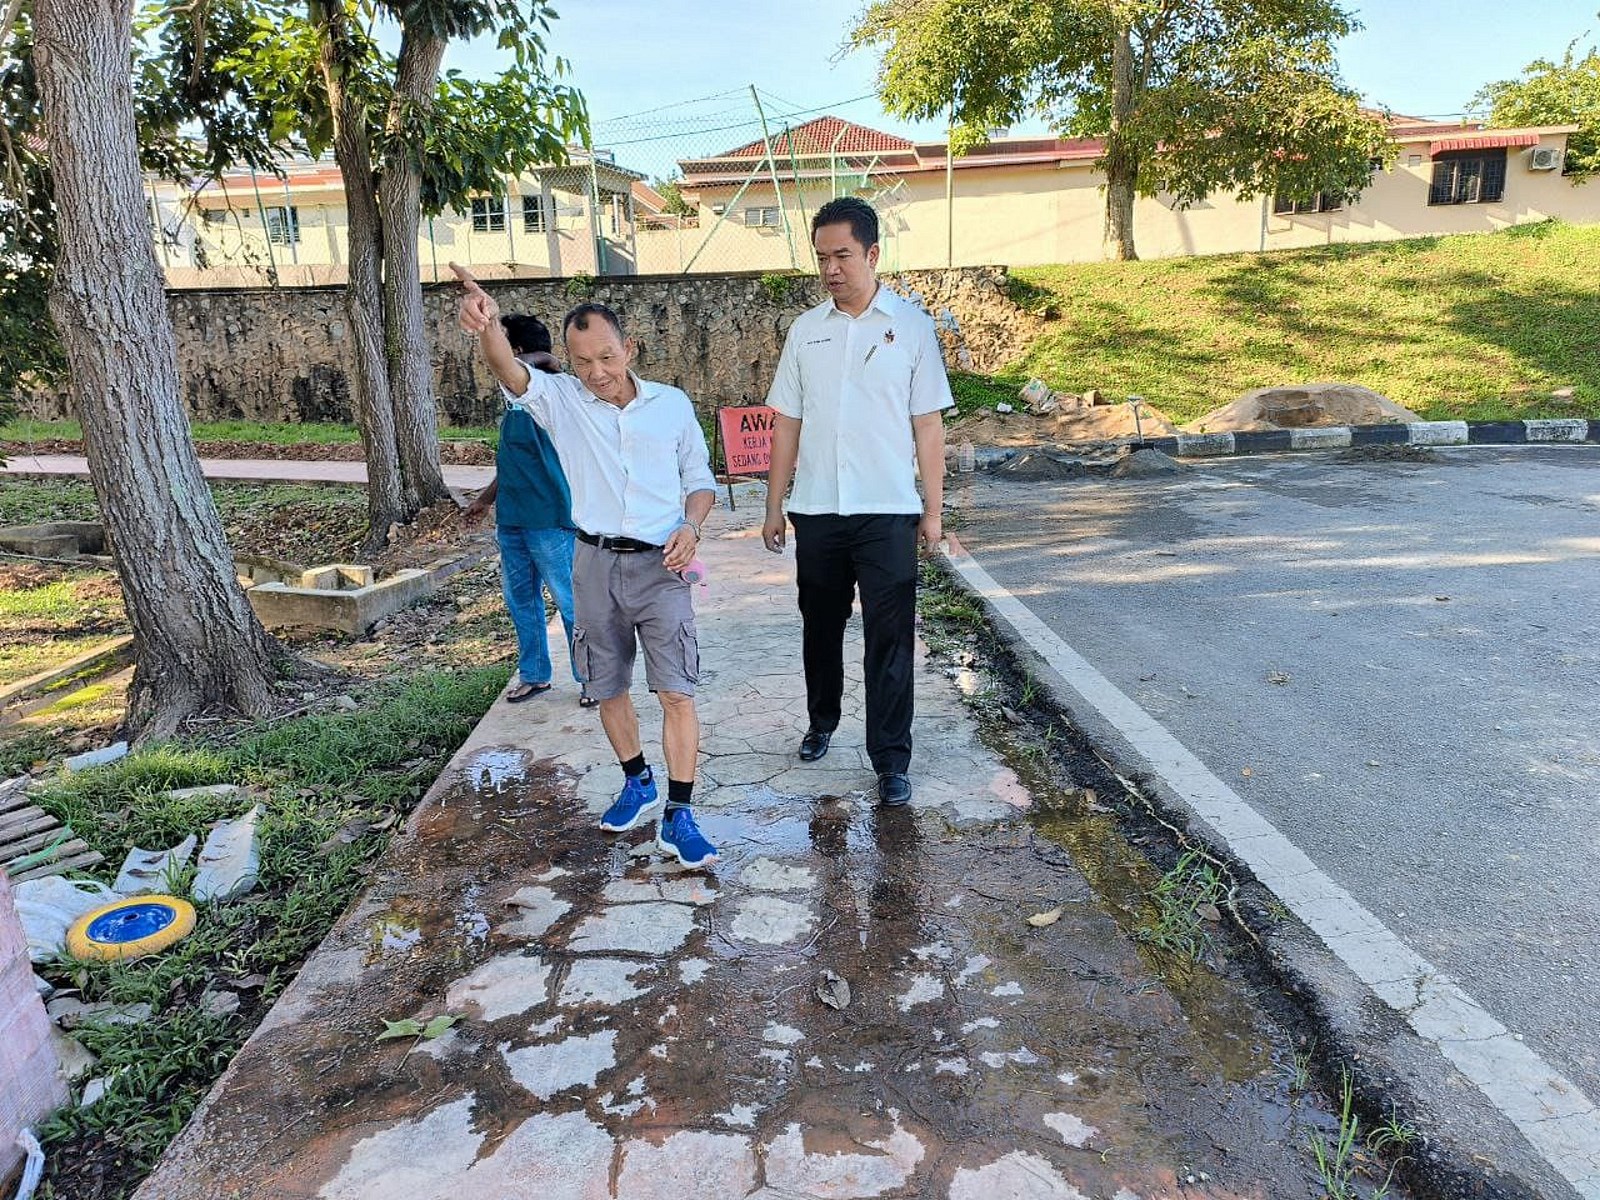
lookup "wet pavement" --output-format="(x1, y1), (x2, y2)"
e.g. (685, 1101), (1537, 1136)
(135, 488), (1363, 1200)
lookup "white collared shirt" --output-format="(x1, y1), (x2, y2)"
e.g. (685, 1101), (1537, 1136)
(766, 285), (953, 516)
(502, 369), (716, 546)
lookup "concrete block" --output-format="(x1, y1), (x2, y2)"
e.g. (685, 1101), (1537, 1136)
(1522, 418), (1588, 443)
(0, 521), (105, 557)
(1288, 427), (1353, 451)
(246, 568), (434, 636)
(1173, 432), (1236, 457)
(1406, 420), (1469, 446)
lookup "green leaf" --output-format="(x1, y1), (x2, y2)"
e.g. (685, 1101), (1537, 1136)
(420, 1014), (458, 1039)
(376, 1017), (424, 1041)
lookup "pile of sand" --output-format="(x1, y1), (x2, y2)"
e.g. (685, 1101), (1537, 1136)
(1188, 383), (1420, 433)
(953, 401), (1179, 448)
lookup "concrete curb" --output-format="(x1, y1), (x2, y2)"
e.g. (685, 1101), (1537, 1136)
(1143, 418), (1598, 459)
(932, 551), (1584, 1200)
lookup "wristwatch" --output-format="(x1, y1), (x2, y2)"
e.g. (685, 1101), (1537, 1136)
(681, 518), (702, 540)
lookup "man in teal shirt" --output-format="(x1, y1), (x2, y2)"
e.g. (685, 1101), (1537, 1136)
(466, 314), (594, 706)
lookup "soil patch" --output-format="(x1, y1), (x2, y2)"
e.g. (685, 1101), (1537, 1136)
(1336, 444), (1438, 464)
(953, 401), (1179, 447)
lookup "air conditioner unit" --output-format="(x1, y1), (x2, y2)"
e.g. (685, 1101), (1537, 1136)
(1529, 146), (1561, 171)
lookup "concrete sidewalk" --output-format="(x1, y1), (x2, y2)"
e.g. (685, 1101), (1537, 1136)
(0, 453), (494, 491)
(133, 490), (1348, 1200)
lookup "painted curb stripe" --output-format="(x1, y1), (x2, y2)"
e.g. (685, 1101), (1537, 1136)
(942, 548), (1600, 1197)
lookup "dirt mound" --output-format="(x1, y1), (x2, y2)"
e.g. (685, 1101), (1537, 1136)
(994, 452), (1095, 481)
(1111, 448), (1182, 478)
(1188, 383), (1419, 433)
(954, 401), (1179, 447)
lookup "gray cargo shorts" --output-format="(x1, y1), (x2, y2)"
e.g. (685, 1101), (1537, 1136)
(571, 541), (699, 701)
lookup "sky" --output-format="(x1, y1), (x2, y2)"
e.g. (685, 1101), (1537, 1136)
(447, 0), (1598, 172)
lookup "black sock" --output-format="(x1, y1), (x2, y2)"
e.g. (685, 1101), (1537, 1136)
(665, 778), (694, 813)
(621, 754), (649, 780)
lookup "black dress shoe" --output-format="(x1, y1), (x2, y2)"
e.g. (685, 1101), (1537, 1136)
(798, 728), (832, 761)
(877, 772), (912, 807)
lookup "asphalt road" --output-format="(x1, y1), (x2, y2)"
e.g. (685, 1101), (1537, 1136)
(955, 445), (1600, 1108)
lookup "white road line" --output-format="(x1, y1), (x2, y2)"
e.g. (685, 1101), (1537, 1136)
(944, 548), (1600, 1198)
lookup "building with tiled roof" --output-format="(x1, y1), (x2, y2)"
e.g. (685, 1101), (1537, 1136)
(144, 111), (1600, 282)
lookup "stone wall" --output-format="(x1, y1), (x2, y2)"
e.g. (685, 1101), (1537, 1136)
(19, 267), (1040, 425)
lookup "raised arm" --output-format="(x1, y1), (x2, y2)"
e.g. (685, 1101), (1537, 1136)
(451, 262), (530, 395)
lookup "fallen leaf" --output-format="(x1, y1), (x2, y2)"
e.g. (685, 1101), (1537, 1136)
(815, 970), (852, 1010)
(377, 1018), (424, 1041)
(1026, 907), (1064, 928)
(421, 1014), (458, 1039)
(1196, 902), (1222, 923)
(999, 705), (1025, 726)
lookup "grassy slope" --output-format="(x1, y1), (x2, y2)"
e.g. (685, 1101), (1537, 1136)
(1003, 220), (1600, 425)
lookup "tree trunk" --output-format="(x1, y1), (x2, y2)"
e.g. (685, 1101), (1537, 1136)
(312, 0), (412, 548)
(1104, 22), (1139, 261)
(33, 0), (282, 738)
(379, 28), (450, 510)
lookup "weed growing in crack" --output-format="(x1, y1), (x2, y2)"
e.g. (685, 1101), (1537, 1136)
(1366, 1106), (1420, 1156)
(1289, 1040), (1316, 1093)
(1309, 1070), (1363, 1199)
(1135, 848), (1225, 961)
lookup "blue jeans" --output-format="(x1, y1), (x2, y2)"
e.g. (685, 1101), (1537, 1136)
(497, 526), (582, 686)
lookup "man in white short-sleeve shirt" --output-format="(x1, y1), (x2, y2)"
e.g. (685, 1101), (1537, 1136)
(454, 265), (719, 868)
(761, 197), (954, 808)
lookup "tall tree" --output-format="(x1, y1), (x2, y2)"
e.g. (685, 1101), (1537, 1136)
(850, 0), (1392, 260)
(237, 0), (586, 548)
(31, 0), (283, 737)
(1474, 36), (1600, 182)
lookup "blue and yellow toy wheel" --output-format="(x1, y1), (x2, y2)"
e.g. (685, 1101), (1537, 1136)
(67, 895), (197, 961)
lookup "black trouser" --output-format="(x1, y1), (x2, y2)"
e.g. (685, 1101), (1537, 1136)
(791, 512), (920, 776)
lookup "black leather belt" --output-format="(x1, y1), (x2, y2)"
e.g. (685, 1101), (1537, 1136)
(577, 531), (660, 553)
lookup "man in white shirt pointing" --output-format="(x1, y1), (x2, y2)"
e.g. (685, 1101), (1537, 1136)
(760, 198), (954, 808)
(455, 264), (719, 867)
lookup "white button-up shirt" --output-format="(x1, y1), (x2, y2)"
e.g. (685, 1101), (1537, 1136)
(766, 285), (953, 516)
(502, 370), (716, 546)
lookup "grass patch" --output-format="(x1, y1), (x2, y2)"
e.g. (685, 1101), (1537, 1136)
(0, 479), (100, 525)
(1134, 848), (1227, 961)
(1, 418), (497, 445)
(1005, 220), (1600, 424)
(948, 371), (1027, 418)
(32, 665), (505, 1200)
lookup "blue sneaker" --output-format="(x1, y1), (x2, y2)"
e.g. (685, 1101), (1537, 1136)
(599, 772), (662, 833)
(656, 808), (718, 868)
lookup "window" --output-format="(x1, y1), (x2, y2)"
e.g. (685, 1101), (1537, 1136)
(743, 206), (780, 228)
(264, 206), (300, 245)
(522, 194), (547, 232)
(1273, 192), (1343, 216)
(201, 208), (226, 225)
(610, 198), (624, 236)
(471, 196), (507, 232)
(1428, 151), (1507, 205)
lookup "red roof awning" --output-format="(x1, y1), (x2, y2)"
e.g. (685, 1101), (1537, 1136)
(1430, 133), (1539, 156)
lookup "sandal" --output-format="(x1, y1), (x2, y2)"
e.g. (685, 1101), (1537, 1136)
(578, 686), (600, 709)
(507, 681), (553, 704)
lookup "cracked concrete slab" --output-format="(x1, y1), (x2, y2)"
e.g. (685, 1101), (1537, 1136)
(133, 497), (1416, 1200)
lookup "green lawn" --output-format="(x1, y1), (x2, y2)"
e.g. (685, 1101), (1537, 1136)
(1, 418), (497, 444)
(1001, 220), (1600, 425)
